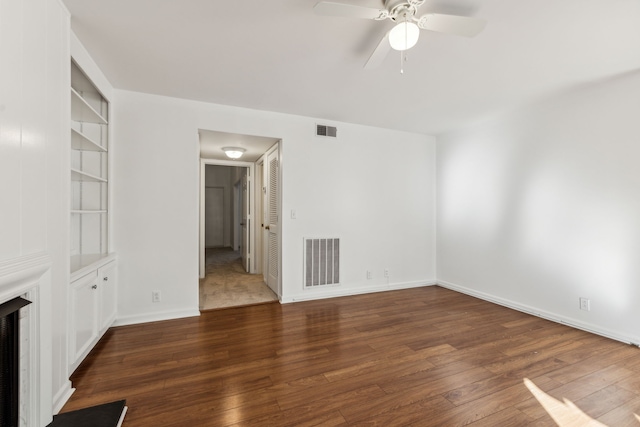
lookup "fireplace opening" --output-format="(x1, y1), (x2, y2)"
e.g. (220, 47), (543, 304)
(0, 297), (31, 427)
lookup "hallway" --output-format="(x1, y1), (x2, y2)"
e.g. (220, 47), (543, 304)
(199, 247), (278, 310)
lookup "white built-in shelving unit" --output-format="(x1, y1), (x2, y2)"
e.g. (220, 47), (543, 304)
(70, 60), (110, 275)
(68, 58), (118, 375)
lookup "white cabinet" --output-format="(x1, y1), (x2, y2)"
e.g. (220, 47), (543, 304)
(98, 261), (117, 332)
(70, 59), (111, 273)
(69, 271), (99, 372)
(69, 259), (117, 373)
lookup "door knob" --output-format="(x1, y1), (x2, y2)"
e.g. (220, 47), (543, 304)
(265, 226), (270, 230)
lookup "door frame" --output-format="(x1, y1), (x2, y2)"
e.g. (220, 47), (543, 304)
(233, 180), (241, 251)
(199, 159), (256, 278)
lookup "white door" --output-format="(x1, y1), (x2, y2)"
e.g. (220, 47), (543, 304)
(241, 173), (249, 271)
(265, 145), (279, 294)
(233, 181), (240, 251)
(205, 187), (224, 247)
(255, 162), (264, 275)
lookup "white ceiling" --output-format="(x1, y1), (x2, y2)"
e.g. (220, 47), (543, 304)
(62, 0), (640, 135)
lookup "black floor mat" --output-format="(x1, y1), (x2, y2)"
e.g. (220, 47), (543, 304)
(47, 400), (126, 427)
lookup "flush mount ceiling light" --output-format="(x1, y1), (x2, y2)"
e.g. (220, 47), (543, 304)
(222, 147), (246, 159)
(389, 20), (420, 51)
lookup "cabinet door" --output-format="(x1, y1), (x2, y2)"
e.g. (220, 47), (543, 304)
(69, 272), (99, 369)
(98, 261), (117, 332)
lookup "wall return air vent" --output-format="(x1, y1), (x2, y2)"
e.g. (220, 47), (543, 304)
(304, 238), (340, 288)
(316, 124), (337, 138)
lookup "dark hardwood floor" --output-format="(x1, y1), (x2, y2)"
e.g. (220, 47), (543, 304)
(62, 286), (640, 426)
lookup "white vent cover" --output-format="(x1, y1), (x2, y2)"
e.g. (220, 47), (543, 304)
(304, 238), (340, 287)
(316, 124), (337, 138)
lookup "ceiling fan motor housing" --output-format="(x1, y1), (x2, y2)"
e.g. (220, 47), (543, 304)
(384, 0), (423, 21)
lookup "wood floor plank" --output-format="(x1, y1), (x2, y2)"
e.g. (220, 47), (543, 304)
(427, 376), (560, 426)
(353, 394), (455, 426)
(322, 345), (437, 383)
(514, 395), (558, 422)
(466, 407), (534, 426)
(574, 384), (638, 419)
(230, 408), (349, 427)
(62, 286), (640, 426)
(443, 373), (527, 406)
(597, 395), (640, 427)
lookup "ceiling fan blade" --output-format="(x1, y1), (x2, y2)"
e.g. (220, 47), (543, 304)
(313, 2), (387, 20)
(417, 14), (486, 37)
(364, 32), (391, 69)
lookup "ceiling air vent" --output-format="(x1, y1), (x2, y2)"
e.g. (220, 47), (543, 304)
(316, 124), (337, 138)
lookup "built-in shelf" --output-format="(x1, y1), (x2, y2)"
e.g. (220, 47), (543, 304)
(71, 87), (107, 125)
(71, 128), (106, 152)
(70, 210), (107, 214)
(70, 59), (110, 276)
(70, 253), (115, 279)
(70, 168), (107, 183)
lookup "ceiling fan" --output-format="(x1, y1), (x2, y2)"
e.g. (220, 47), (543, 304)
(313, 0), (486, 69)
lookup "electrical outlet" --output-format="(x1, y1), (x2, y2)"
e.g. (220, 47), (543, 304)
(384, 269), (389, 278)
(579, 297), (590, 311)
(366, 270), (372, 280)
(152, 290), (161, 303)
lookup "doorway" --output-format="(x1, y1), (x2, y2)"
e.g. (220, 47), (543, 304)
(200, 163), (276, 310)
(200, 161), (255, 278)
(198, 135), (281, 310)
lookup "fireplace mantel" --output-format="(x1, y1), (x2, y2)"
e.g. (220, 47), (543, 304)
(0, 253), (51, 300)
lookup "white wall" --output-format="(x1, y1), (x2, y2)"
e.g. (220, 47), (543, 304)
(437, 70), (640, 344)
(112, 89), (436, 323)
(0, 0), (70, 421)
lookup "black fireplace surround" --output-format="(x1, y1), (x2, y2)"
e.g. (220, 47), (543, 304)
(0, 297), (31, 427)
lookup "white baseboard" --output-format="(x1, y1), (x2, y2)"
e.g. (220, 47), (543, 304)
(281, 280), (436, 303)
(437, 280), (637, 346)
(113, 308), (200, 327)
(52, 381), (74, 414)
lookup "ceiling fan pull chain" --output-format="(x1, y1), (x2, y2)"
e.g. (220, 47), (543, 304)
(400, 51), (409, 74)
(400, 17), (409, 74)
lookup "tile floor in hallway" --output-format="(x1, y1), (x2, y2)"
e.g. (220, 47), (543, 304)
(199, 247), (278, 310)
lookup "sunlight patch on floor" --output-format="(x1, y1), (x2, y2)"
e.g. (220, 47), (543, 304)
(524, 378), (639, 427)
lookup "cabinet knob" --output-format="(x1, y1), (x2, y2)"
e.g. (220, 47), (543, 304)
(91, 284), (98, 290)
(103, 276), (109, 281)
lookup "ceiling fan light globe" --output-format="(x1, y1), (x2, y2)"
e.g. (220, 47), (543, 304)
(389, 21), (419, 50)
